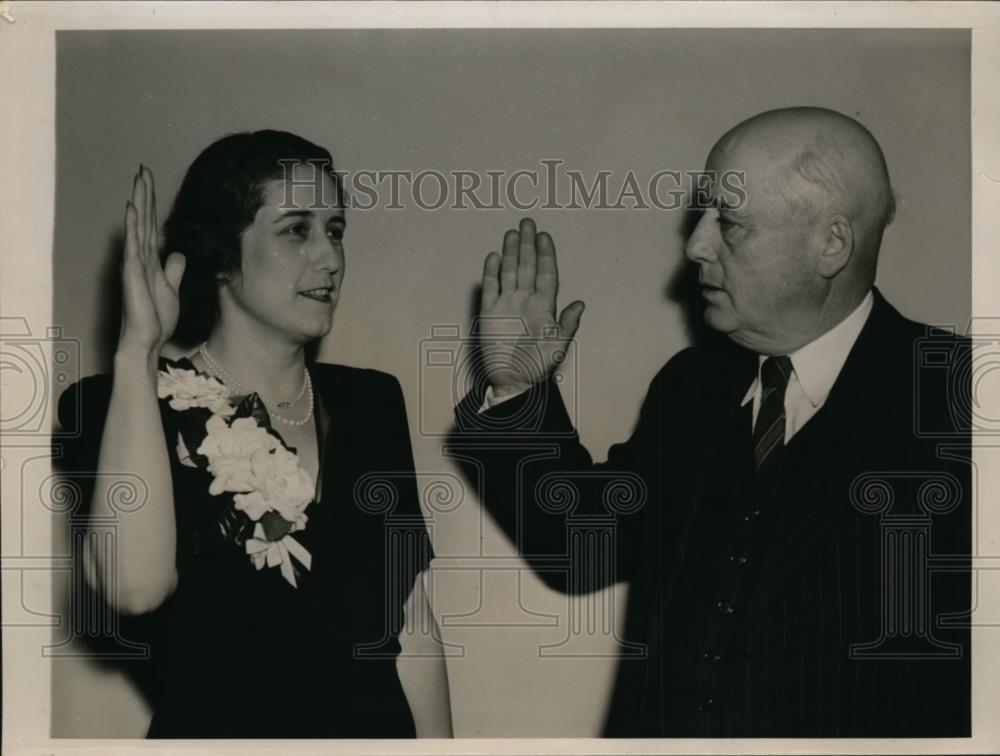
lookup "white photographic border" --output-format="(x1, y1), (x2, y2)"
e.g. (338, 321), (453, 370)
(2, 2), (998, 754)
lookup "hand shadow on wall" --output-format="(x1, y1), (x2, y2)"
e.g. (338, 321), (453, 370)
(442, 208), (729, 733)
(453, 205), (728, 428)
(50, 229), (332, 737)
(445, 207), (728, 538)
(50, 229), (158, 735)
(94, 230), (126, 375)
(668, 207), (730, 350)
(49, 456), (161, 733)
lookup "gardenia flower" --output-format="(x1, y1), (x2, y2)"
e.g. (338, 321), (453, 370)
(157, 365), (235, 416)
(197, 415), (280, 496)
(234, 445), (314, 526)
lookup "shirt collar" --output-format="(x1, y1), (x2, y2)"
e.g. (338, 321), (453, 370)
(741, 291), (874, 407)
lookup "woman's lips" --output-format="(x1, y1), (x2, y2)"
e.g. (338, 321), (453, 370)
(299, 287), (334, 302)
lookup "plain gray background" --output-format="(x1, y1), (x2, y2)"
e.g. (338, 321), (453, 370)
(52, 29), (969, 737)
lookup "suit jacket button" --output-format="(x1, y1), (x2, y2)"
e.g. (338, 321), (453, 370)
(743, 509), (761, 522)
(703, 650), (722, 663)
(728, 553), (748, 565)
(698, 697), (715, 713)
(716, 601), (734, 615)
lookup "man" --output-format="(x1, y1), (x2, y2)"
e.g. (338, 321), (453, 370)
(450, 107), (970, 737)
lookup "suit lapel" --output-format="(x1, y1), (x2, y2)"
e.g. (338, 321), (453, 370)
(687, 345), (758, 508)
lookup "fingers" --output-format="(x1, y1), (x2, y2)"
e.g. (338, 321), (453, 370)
(558, 300), (585, 340)
(124, 200), (139, 264)
(481, 251), (501, 310)
(500, 228), (518, 294)
(517, 217), (536, 291)
(163, 252), (187, 292)
(130, 164), (159, 264)
(498, 218), (555, 298)
(535, 230), (558, 301)
(132, 167), (147, 260)
(121, 202), (151, 320)
(143, 166), (159, 259)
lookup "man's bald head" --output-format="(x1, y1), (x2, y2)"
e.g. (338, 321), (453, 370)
(711, 107), (895, 264)
(687, 107), (897, 354)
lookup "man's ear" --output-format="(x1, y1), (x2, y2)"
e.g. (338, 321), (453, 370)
(817, 214), (853, 279)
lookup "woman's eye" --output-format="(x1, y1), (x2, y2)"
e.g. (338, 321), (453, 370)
(284, 223), (309, 237)
(327, 227), (345, 243)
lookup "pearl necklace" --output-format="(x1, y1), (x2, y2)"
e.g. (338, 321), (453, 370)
(198, 344), (314, 427)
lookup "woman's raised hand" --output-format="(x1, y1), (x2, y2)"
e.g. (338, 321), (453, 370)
(118, 166), (186, 360)
(478, 218), (585, 398)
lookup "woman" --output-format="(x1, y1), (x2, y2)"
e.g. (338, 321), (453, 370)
(59, 131), (452, 738)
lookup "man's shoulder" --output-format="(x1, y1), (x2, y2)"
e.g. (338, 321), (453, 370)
(864, 290), (969, 370)
(871, 288), (964, 336)
(645, 340), (755, 407)
(855, 292), (970, 438)
(656, 340), (753, 381)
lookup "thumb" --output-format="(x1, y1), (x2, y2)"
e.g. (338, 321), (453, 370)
(558, 300), (585, 340)
(163, 252), (186, 291)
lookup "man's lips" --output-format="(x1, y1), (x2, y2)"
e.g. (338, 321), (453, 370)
(699, 283), (726, 297)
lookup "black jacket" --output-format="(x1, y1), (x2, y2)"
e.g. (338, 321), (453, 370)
(450, 290), (971, 737)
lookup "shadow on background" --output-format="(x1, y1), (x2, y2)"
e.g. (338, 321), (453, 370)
(95, 231), (125, 374)
(51, 224), (158, 734)
(54, 203), (723, 737)
(457, 206), (727, 397)
(444, 207), (733, 734)
(667, 206), (729, 350)
(50, 453), (160, 734)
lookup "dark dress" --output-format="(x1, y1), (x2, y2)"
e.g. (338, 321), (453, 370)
(58, 357), (434, 738)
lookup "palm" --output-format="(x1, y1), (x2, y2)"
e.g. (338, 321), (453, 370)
(478, 219), (584, 395)
(119, 166), (185, 356)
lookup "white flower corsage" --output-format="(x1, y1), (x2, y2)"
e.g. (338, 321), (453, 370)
(157, 365), (236, 416)
(157, 361), (315, 588)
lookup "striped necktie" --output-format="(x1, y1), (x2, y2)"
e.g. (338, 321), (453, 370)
(752, 355), (793, 487)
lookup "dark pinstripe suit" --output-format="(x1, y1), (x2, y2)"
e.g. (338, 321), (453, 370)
(450, 289), (970, 737)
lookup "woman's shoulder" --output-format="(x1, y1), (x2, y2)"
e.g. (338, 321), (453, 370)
(59, 356), (196, 431)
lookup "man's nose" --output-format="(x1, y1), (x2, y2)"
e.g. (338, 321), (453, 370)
(684, 210), (719, 264)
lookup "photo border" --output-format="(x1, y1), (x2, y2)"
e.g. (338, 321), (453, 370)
(2, 2), (998, 754)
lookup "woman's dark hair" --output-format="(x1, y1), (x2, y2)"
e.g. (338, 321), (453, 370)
(162, 130), (345, 346)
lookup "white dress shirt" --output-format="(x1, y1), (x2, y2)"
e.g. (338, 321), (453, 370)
(742, 291), (874, 441)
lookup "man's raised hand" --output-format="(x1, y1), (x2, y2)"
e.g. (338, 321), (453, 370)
(478, 218), (585, 399)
